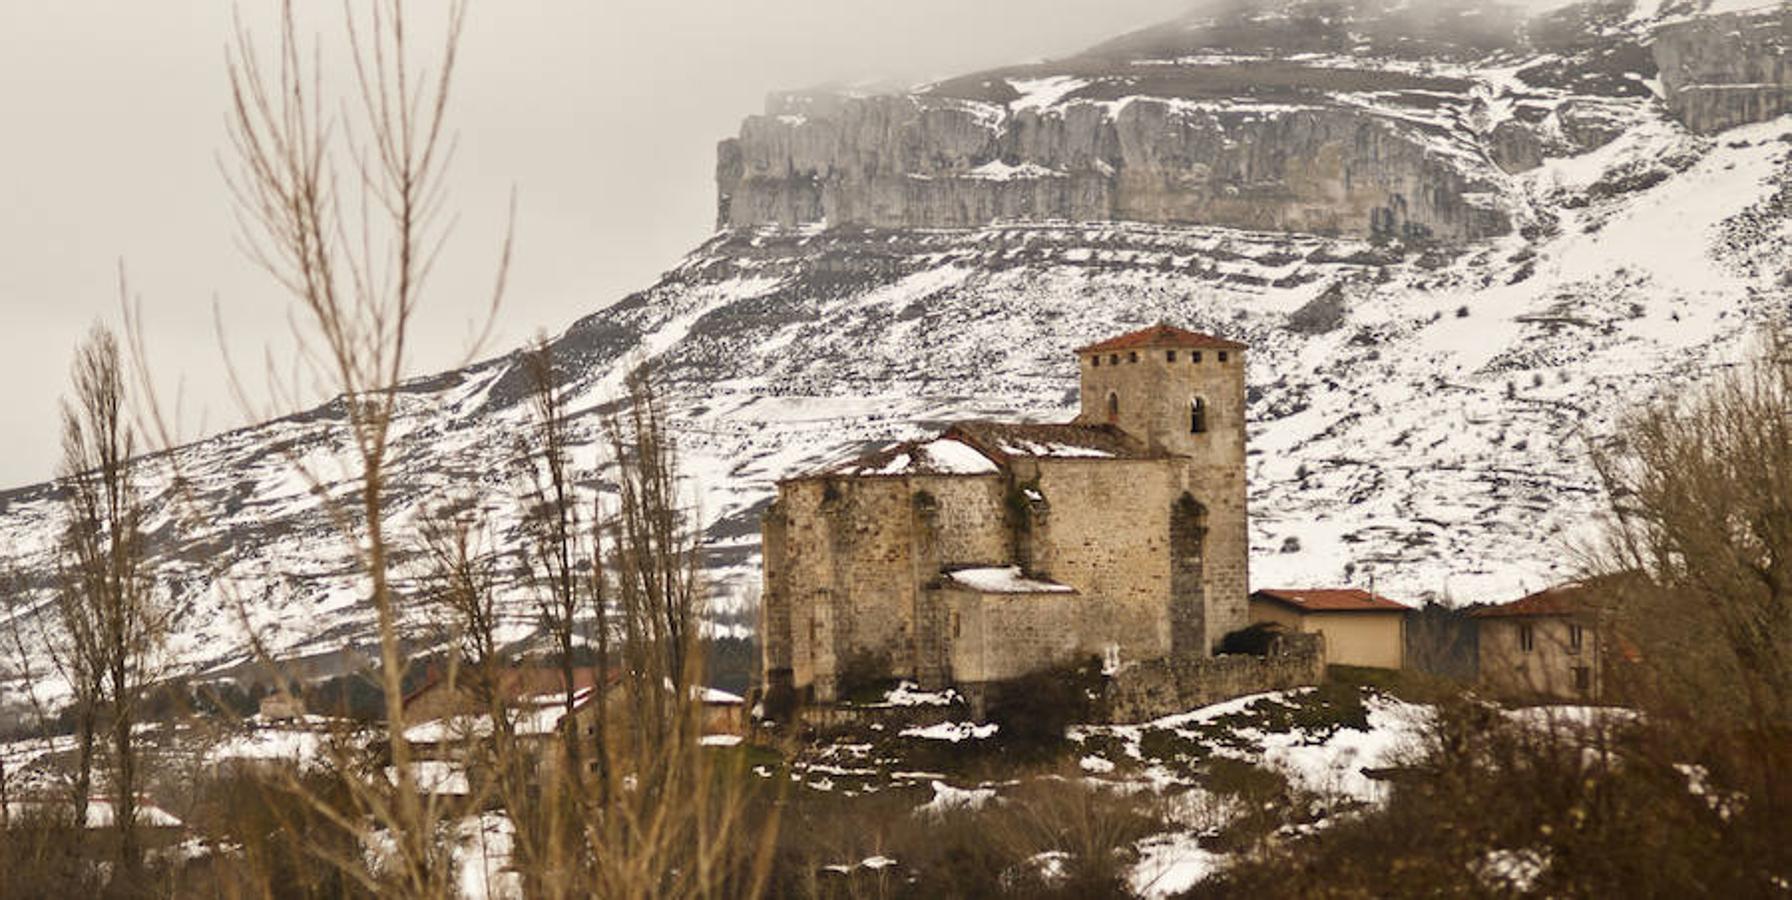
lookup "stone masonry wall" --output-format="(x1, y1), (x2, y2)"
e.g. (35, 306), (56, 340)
(761, 473), (1010, 700)
(1104, 633), (1325, 723)
(1031, 458), (1177, 665)
(947, 588), (1093, 685)
(1077, 344), (1251, 651)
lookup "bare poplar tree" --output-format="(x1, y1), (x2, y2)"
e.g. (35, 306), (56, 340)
(220, 0), (508, 893)
(515, 339), (594, 783)
(53, 323), (167, 878)
(586, 365), (776, 900)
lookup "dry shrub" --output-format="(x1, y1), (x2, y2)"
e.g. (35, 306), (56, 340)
(762, 776), (1159, 900)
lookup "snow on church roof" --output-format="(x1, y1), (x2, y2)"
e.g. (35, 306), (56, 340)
(821, 435), (1002, 478)
(947, 422), (1161, 461)
(943, 566), (1077, 595)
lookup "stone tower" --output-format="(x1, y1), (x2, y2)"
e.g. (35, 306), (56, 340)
(1074, 324), (1250, 656)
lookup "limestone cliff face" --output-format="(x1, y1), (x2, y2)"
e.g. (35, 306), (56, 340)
(1655, 8), (1792, 134)
(718, 90), (1511, 242)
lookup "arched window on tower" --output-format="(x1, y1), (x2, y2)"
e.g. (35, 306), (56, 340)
(1190, 397), (1208, 434)
(1107, 392), (1120, 424)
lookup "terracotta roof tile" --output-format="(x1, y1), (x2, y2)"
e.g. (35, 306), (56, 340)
(1252, 588), (1410, 613)
(1078, 323), (1247, 354)
(1470, 582), (1593, 618)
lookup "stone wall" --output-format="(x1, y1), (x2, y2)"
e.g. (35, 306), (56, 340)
(1073, 343), (1251, 654)
(718, 93), (1509, 242)
(1104, 633), (1325, 723)
(1654, 9), (1792, 134)
(946, 587), (1093, 685)
(760, 473), (1009, 700)
(1029, 458), (1179, 663)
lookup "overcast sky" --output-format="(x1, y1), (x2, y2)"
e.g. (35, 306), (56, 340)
(0, 1), (1191, 488)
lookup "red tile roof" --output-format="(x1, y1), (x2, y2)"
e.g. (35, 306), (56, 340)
(1252, 588), (1410, 613)
(1470, 582), (1593, 618)
(402, 665), (615, 712)
(1077, 323), (1247, 354)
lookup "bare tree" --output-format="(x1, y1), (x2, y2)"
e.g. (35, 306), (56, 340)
(585, 365), (776, 900)
(1587, 325), (1792, 829)
(218, 0), (509, 893)
(1590, 329), (1792, 714)
(52, 323), (168, 878)
(515, 338), (595, 785)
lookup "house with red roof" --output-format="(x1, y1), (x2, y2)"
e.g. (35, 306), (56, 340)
(760, 323), (1255, 702)
(1470, 581), (1626, 701)
(1249, 588), (1410, 670)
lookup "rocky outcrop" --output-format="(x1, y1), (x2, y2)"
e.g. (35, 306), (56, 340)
(1654, 8), (1792, 134)
(718, 89), (1512, 242)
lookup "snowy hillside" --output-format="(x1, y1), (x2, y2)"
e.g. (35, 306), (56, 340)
(3, 0), (1791, 697)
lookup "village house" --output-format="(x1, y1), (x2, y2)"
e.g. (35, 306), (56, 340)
(760, 324), (1253, 702)
(1249, 588), (1409, 670)
(1471, 582), (1629, 701)
(399, 666), (747, 783)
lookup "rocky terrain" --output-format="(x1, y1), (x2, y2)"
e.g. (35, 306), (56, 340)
(4, 0), (1792, 698)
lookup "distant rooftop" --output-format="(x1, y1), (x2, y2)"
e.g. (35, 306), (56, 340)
(1252, 588), (1409, 613)
(1471, 582), (1595, 618)
(1077, 323), (1247, 354)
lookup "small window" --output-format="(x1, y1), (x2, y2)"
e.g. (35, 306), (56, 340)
(1573, 666), (1592, 692)
(1190, 397), (1208, 434)
(1218, 351), (1230, 363)
(1166, 350), (1177, 362)
(1106, 392), (1119, 423)
(951, 612), (962, 639)
(1110, 353), (1120, 365)
(1128, 351), (1139, 363)
(1519, 623), (1535, 653)
(1091, 355), (1100, 368)
(1569, 624), (1584, 651)
(1192, 351), (1203, 363)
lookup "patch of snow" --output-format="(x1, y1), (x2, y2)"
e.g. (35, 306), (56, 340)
(877, 681), (961, 707)
(387, 760), (471, 796)
(1007, 75), (1089, 112)
(1131, 832), (1225, 898)
(916, 780), (997, 817)
(945, 566), (1075, 594)
(1258, 695), (1432, 802)
(1476, 848), (1550, 893)
(965, 160), (1069, 181)
(700, 734), (744, 747)
(901, 721), (998, 741)
(917, 437), (1000, 474)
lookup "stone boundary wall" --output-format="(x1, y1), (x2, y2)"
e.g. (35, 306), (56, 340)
(1103, 634), (1325, 723)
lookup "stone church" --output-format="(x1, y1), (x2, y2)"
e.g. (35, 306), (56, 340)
(760, 324), (1250, 702)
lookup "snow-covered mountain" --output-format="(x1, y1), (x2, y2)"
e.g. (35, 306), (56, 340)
(3, 0), (1790, 695)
